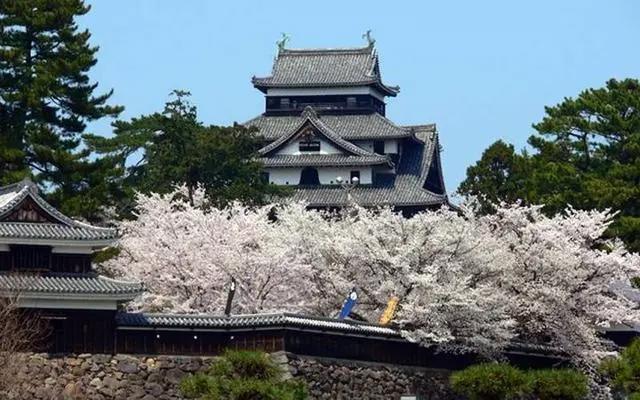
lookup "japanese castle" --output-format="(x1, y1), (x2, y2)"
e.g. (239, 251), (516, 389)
(245, 35), (449, 213)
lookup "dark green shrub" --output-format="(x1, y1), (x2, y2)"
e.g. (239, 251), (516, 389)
(180, 350), (307, 400)
(450, 363), (530, 400)
(601, 338), (640, 398)
(451, 363), (589, 400)
(528, 368), (588, 400)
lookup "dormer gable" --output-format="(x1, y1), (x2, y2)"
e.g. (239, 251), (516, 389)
(2, 195), (58, 223)
(259, 107), (390, 166)
(0, 178), (116, 247)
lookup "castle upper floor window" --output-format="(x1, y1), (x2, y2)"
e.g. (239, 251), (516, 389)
(373, 140), (385, 154)
(299, 141), (320, 152)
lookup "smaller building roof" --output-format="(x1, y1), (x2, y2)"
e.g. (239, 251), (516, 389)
(252, 45), (399, 96)
(0, 272), (143, 298)
(116, 312), (399, 337)
(0, 179), (116, 244)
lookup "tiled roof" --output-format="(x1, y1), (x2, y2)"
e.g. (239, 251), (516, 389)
(261, 154), (391, 168)
(252, 46), (399, 96)
(0, 222), (116, 241)
(258, 107), (391, 160)
(0, 179), (116, 242)
(116, 312), (399, 337)
(289, 136), (448, 208)
(245, 112), (413, 141)
(0, 272), (143, 297)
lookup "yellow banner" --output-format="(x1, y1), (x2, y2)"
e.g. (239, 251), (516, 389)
(379, 296), (399, 326)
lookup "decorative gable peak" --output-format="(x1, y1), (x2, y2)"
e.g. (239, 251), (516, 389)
(0, 179), (117, 244)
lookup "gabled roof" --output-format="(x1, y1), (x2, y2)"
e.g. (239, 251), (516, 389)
(252, 44), (399, 96)
(0, 272), (142, 299)
(258, 107), (392, 166)
(0, 179), (116, 243)
(246, 112), (415, 141)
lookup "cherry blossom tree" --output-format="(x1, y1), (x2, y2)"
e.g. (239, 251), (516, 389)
(104, 187), (640, 363)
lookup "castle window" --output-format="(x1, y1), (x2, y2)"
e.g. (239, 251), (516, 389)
(347, 97), (357, 108)
(11, 245), (51, 270)
(350, 170), (360, 183)
(299, 141), (320, 152)
(280, 98), (290, 109)
(299, 167), (320, 185)
(373, 140), (385, 154)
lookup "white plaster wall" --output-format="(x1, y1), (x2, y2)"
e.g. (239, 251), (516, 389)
(352, 139), (398, 154)
(276, 138), (343, 155)
(266, 168), (301, 185)
(319, 167), (372, 185)
(384, 139), (399, 154)
(265, 167), (373, 185)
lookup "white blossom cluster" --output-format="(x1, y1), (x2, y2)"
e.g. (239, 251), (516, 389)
(104, 187), (640, 362)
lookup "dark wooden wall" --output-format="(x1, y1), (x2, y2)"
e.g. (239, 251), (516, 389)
(0, 246), (91, 272)
(116, 330), (285, 356)
(39, 309), (116, 354)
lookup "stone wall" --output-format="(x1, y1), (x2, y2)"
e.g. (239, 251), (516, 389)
(285, 354), (456, 400)
(4, 352), (456, 400)
(4, 353), (213, 400)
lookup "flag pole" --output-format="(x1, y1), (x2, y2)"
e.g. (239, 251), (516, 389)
(224, 277), (236, 316)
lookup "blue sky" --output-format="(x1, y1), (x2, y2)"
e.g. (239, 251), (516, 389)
(81, 0), (639, 192)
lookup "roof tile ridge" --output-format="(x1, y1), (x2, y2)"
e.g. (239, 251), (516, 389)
(279, 46), (372, 55)
(97, 275), (143, 287)
(0, 186), (30, 216)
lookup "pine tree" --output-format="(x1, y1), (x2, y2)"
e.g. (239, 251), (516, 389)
(180, 350), (307, 400)
(85, 91), (286, 213)
(0, 0), (123, 218)
(459, 79), (640, 251)
(458, 140), (528, 213)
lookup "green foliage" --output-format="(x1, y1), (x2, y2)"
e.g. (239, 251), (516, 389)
(450, 363), (529, 400)
(0, 0), (123, 220)
(458, 140), (529, 213)
(180, 350), (307, 400)
(601, 338), (640, 398)
(459, 78), (640, 251)
(528, 369), (588, 400)
(450, 363), (589, 400)
(85, 91), (287, 214)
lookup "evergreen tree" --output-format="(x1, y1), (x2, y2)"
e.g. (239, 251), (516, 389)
(85, 91), (285, 213)
(458, 140), (528, 213)
(181, 350), (307, 400)
(460, 79), (640, 251)
(0, 0), (123, 218)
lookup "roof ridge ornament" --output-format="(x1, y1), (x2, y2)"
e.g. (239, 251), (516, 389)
(276, 33), (290, 53)
(19, 176), (38, 193)
(362, 30), (376, 48)
(301, 105), (318, 119)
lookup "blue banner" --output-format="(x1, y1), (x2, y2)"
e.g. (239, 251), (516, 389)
(338, 288), (357, 319)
